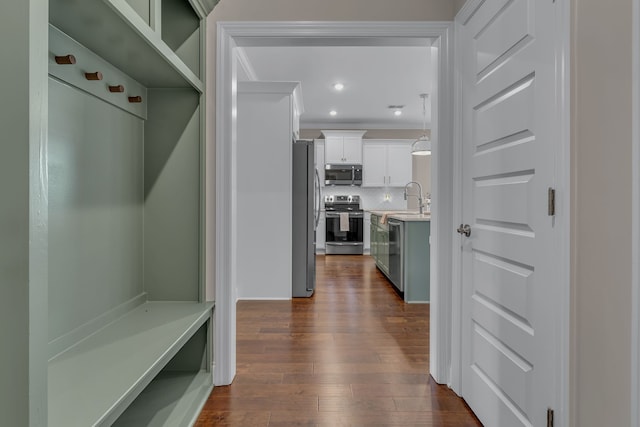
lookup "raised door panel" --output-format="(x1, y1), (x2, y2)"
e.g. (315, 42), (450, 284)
(362, 143), (387, 187)
(386, 143), (412, 187)
(342, 136), (363, 164)
(324, 136), (344, 163)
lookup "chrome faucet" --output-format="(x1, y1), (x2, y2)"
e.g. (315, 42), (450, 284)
(403, 181), (425, 214)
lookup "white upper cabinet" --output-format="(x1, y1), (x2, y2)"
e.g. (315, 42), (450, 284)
(362, 140), (412, 187)
(322, 130), (366, 164)
(362, 143), (387, 186)
(341, 135), (364, 163)
(386, 143), (413, 186)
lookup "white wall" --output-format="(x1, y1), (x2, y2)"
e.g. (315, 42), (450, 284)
(571, 0), (633, 426)
(236, 89), (293, 300)
(409, 155), (431, 211)
(453, 0), (467, 14)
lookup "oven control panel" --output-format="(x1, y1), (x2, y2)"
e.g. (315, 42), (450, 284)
(324, 195), (360, 204)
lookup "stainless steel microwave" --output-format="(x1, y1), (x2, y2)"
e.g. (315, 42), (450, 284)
(325, 164), (363, 186)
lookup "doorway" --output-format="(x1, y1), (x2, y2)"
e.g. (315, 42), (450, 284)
(214, 21), (454, 387)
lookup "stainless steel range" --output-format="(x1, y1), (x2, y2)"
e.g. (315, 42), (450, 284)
(324, 195), (364, 255)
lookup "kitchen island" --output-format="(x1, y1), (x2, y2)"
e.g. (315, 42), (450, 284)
(369, 211), (431, 303)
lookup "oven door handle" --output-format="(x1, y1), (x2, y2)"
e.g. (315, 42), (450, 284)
(326, 212), (364, 218)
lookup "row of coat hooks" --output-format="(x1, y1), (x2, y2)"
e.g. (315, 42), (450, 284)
(55, 54), (143, 103)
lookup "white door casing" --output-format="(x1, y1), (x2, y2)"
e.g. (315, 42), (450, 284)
(457, 0), (568, 425)
(215, 21), (454, 387)
(632, 0), (640, 425)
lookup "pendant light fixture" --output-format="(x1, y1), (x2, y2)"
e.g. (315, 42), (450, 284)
(411, 93), (431, 156)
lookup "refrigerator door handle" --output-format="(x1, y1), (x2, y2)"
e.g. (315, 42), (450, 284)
(314, 168), (322, 229)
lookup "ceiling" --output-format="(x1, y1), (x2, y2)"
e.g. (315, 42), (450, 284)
(237, 45), (434, 130)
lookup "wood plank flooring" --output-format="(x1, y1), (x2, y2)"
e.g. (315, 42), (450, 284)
(195, 255), (482, 426)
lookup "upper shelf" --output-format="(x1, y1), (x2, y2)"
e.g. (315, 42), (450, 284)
(50, 0), (204, 92)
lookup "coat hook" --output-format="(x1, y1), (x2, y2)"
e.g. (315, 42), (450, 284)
(85, 71), (103, 81)
(55, 54), (76, 65)
(128, 96), (142, 103)
(108, 85), (125, 93)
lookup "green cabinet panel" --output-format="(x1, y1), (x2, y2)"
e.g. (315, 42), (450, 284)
(48, 77), (145, 344)
(144, 89), (201, 301)
(0, 1), (49, 424)
(8, 0), (215, 422)
(370, 214), (389, 275)
(162, 0), (201, 78)
(403, 221), (431, 303)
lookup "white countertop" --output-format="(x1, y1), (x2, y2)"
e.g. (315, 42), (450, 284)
(367, 210), (431, 222)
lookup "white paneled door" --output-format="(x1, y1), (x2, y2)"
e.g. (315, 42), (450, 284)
(458, 0), (561, 426)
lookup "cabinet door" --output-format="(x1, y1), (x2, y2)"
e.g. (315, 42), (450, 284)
(342, 136), (362, 163)
(386, 143), (413, 187)
(379, 226), (389, 274)
(370, 219), (378, 259)
(362, 143), (387, 187)
(315, 140), (325, 187)
(324, 136), (344, 163)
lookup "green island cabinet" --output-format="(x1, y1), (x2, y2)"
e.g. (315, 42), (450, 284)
(1, 0), (218, 425)
(370, 213), (431, 303)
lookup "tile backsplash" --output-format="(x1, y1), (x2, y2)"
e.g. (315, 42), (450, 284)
(321, 186), (408, 211)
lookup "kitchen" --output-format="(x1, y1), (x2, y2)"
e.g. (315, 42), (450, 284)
(235, 44), (434, 303)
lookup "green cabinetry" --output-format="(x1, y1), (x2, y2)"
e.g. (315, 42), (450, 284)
(1, 0), (218, 425)
(402, 220), (431, 303)
(369, 213), (430, 303)
(370, 213), (389, 275)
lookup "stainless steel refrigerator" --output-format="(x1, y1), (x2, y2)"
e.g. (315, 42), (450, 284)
(292, 139), (320, 297)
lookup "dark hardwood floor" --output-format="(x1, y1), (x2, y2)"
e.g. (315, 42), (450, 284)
(195, 255), (482, 426)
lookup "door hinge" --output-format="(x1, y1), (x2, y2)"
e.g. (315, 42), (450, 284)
(547, 408), (554, 427)
(548, 187), (556, 216)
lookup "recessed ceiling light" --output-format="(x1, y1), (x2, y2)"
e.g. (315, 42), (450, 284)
(329, 110), (337, 116)
(333, 83), (344, 91)
(389, 105), (404, 117)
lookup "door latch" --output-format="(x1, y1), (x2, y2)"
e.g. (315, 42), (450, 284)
(456, 224), (471, 237)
